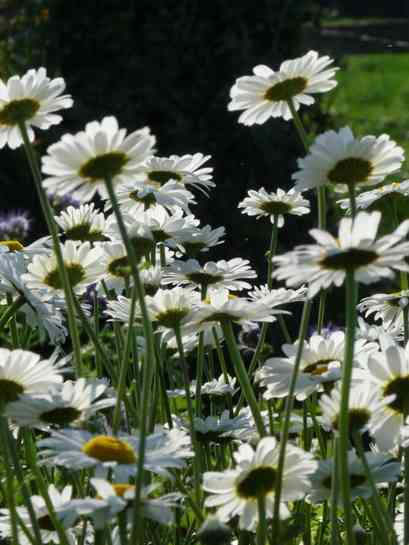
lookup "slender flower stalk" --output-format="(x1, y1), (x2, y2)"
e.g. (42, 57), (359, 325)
(112, 284), (138, 434)
(337, 269), (357, 545)
(18, 121), (83, 374)
(103, 175), (157, 544)
(257, 495), (268, 545)
(222, 320), (266, 436)
(272, 299), (312, 543)
(0, 295), (25, 332)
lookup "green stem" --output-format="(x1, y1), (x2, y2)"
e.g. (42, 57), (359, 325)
(272, 300), (311, 544)
(391, 198), (408, 291)
(330, 438), (339, 545)
(222, 320), (266, 437)
(174, 325), (202, 507)
(337, 269), (357, 545)
(257, 495), (268, 545)
(0, 295), (25, 332)
(103, 176), (156, 545)
(18, 121), (82, 375)
(112, 284), (138, 434)
(353, 433), (397, 545)
(348, 183), (357, 219)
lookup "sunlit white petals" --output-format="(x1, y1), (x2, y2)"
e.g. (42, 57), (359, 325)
(229, 50), (338, 124)
(0, 68), (72, 149)
(338, 180), (409, 212)
(273, 211), (409, 297)
(55, 203), (107, 242)
(293, 127), (404, 193)
(42, 117), (156, 202)
(239, 187), (310, 227)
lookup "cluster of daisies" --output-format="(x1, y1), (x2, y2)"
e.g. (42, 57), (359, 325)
(1, 50), (409, 545)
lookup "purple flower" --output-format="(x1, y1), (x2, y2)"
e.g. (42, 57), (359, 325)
(0, 210), (31, 241)
(47, 191), (81, 212)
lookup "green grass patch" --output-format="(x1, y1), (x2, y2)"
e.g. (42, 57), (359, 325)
(324, 52), (409, 176)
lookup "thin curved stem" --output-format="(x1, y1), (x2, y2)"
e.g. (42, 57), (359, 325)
(337, 269), (357, 545)
(18, 121), (83, 374)
(272, 300), (312, 543)
(0, 295), (25, 332)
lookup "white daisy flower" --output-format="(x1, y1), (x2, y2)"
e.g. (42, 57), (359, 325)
(113, 179), (195, 215)
(105, 295), (140, 323)
(338, 180), (409, 212)
(55, 203), (107, 242)
(141, 153), (214, 193)
(247, 285), (307, 308)
(293, 127), (404, 193)
(203, 437), (317, 531)
(273, 211), (409, 298)
(228, 50), (338, 124)
(42, 116), (156, 202)
(318, 383), (390, 436)
(99, 241), (133, 294)
(0, 68), (72, 149)
(38, 427), (192, 480)
(0, 485), (78, 545)
(0, 348), (65, 405)
(354, 335), (409, 450)
(175, 224), (225, 255)
(118, 205), (199, 247)
(145, 286), (201, 329)
(106, 214), (154, 255)
(5, 378), (116, 428)
(0, 249), (67, 343)
(138, 261), (163, 295)
(187, 289), (287, 333)
(163, 257), (256, 292)
(194, 411), (250, 444)
(356, 316), (402, 343)
(358, 291), (409, 331)
(23, 240), (104, 296)
(309, 451), (400, 504)
(200, 373), (237, 397)
(256, 331), (375, 401)
(238, 187), (310, 227)
(79, 479), (179, 527)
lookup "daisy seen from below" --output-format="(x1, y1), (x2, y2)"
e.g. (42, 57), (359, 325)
(175, 224), (225, 255)
(203, 437), (317, 531)
(0, 348), (64, 405)
(55, 203), (107, 242)
(37, 426), (192, 480)
(228, 50), (338, 125)
(42, 116), (156, 202)
(5, 378), (116, 428)
(0, 67), (72, 149)
(318, 383), (390, 436)
(358, 291), (409, 331)
(163, 257), (256, 292)
(113, 179), (195, 215)
(272, 211), (409, 297)
(354, 335), (409, 450)
(293, 127), (404, 193)
(256, 330), (375, 401)
(309, 451), (400, 504)
(338, 179), (409, 212)
(0, 485), (79, 545)
(145, 287), (201, 330)
(23, 240), (104, 296)
(141, 153), (214, 193)
(82, 479), (178, 527)
(238, 187), (310, 227)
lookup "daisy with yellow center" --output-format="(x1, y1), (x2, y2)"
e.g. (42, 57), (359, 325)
(42, 116), (156, 202)
(293, 127), (404, 193)
(0, 67), (72, 149)
(228, 50), (338, 125)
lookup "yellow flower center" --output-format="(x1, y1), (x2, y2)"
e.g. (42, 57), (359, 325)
(108, 256), (132, 278)
(148, 170), (182, 187)
(79, 152), (129, 181)
(236, 466), (277, 499)
(112, 484), (136, 497)
(82, 435), (137, 464)
(383, 375), (409, 414)
(259, 201), (292, 215)
(65, 223), (106, 242)
(304, 359), (334, 376)
(320, 249), (378, 271)
(40, 406), (82, 426)
(327, 157), (373, 187)
(264, 77), (308, 102)
(0, 240), (24, 251)
(332, 408), (370, 434)
(44, 263), (85, 289)
(0, 379), (24, 403)
(0, 98), (40, 126)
